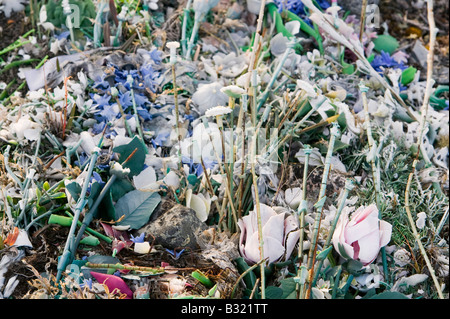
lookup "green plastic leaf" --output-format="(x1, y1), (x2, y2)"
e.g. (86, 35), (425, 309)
(265, 286), (283, 299)
(191, 270), (214, 288)
(234, 257), (257, 290)
(372, 34), (399, 54)
(279, 277), (297, 299)
(187, 174), (198, 186)
(316, 245), (333, 261)
(65, 181), (81, 202)
(114, 190), (161, 229)
(401, 66), (417, 85)
(344, 259), (365, 275)
(370, 291), (409, 299)
(113, 136), (147, 177)
(110, 178), (134, 201)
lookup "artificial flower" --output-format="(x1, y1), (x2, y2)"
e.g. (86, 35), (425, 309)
(237, 203), (300, 265)
(332, 204), (392, 265)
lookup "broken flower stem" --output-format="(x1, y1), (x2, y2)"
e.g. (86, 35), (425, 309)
(306, 122), (340, 299)
(56, 130), (105, 283)
(250, 132), (265, 299)
(404, 0), (444, 300)
(296, 144), (312, 299)
(172, 63), (182, 169)
(85, 262), (165, 274)
(312, 179), (355, 287)
(360, 81), (388, 279)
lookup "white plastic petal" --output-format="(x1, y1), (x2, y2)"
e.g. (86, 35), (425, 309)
(134, 242), (151, 254)
(163, 171), (180, 188)
(133, 166), (157, 190)
(284, 187), (302, 209)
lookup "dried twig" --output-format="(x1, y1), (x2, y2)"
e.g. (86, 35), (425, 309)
(404, 0), (444, 300)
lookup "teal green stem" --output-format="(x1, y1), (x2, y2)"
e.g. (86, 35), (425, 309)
(185, 15), (201, 59)
(56, 134), (104, 282)
(312, 179), (354, 287)
(257, 38), (297, 114)
(128, 75), (144, 141)
(306, 122), (340, 297)
(181, 0), (193, 56)
(72, 174), (117, 251)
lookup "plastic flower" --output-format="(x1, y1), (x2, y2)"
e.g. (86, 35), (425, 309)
(371, 51), (407, 72)
(90, 272), (133, 299)
(204, 105), (232, 117)
(237, 204), (300, 265)
(332, 204), (392, 266)
(192, 82), (229, 115)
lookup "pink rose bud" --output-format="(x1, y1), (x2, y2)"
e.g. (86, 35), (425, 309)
(332, 204), (392, 266)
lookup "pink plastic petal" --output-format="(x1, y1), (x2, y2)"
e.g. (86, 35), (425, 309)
(345, 213), (379, 244)
(284, 229), (300, 261)
(351, 204), (378, 224)
(262, 213), (285, 244)
(379, 220), (393, 248)
(355, 229), (381, 265)
(91, 272), (133, 299)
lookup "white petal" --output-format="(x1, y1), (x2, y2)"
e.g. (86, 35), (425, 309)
(379, 220), (392, 247)
(189, 193), (208, 222)
(133, 166), (157, 190)
(356, 229), (381, 265)
(285, 20), (300, 35)
(262, 212), (285, 244)
(284, 229), (300, 261)
(344, 213), (379, 244)
(284, 187), (302, 209)
(134, 242), (151, 254)
(163, 171), (180, 188)
(12, 229), (33, 248)
(415, 212), (427, 230)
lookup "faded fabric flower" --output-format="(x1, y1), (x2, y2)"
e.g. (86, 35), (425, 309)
(237, 204), (300, 265)
(332, 204), (392, 265)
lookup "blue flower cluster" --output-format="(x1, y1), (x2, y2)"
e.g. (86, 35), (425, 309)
(370, 50), (409, 91)
(273, 0), (330, 26)
(370, 51), (407, 73)
(89, 48), (164, 137)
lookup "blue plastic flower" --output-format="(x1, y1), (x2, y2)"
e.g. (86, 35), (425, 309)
(98, 105), (120, 122)
(153, 131), (170, 147)
(165, 248), (185, 260)
(130, 233), (145, 243)
(80, 278), (93, 290)
(149, 49), (163, 65)
(92, 74), (112, 91)
(273, 0), (330, 25)
(91, 93), (111, 109)
(371, 51), (407, 72)
(141, 64), (160, 93)
(118, 91), (133, 109)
